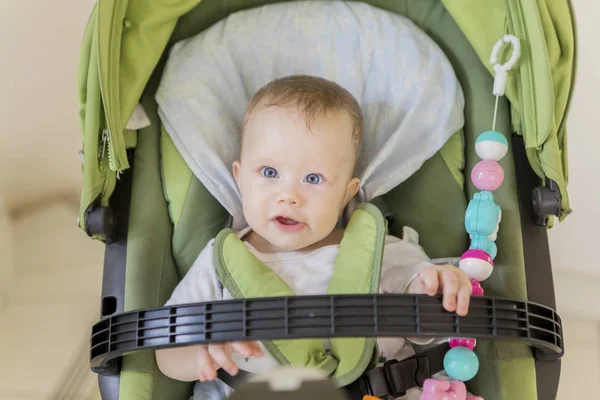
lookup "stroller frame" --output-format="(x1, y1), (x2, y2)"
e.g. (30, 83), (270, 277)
(86, 135), (563, 400)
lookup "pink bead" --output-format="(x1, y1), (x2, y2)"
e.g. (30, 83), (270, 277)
(449, 338), (476, 350)
(471, 279), (484, 296)
(471, 160), (504, 191)
(460, 249), (493, 263)
(421, 379), (483, 400)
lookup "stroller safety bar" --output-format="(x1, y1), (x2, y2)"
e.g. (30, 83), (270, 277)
(90, 294), (563, 375)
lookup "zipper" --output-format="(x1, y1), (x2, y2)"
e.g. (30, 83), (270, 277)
(95, 3), (112, 179)
(98, 128), (116, 169)
(98, 129), (108, 162)
(96, 0), (130, 175)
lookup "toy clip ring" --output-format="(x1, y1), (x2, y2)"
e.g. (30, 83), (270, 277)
(490, 35), (521, 96)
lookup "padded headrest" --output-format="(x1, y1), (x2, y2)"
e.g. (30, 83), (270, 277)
(156, 1), (464, 230)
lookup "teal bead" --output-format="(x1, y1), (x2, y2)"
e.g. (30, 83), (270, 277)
(476, 130), (508, 146)
(444, 347), (480, 381)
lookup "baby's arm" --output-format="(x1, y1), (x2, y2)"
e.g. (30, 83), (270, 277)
(380, 229), (472, 315)
(156, 345), (210, 382)
(155, 240), (263, 382)
(156, 342), (263, 382)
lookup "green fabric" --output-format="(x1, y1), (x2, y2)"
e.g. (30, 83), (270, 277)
(440, 130), (466, 189)
(384, 152), (467, 259)
(382, 1), (472, 260)
(77, 4), (117, 240)
(119, 370), (192, 400)
(464, 89), (536, 400)
(441, 0), (576, 222)
(78, 0), (576, 237)
(213, 203), (385, 387)
(160, 124), (230, 277)
(160, 127), (193, 226)
(96, 0), (203, 173)
(382, 4), (536, 398)
(119, 76), (194, 399)
(214, 230), (340, 377)
(171, 177), (230, 277)
(326, 204), (385, 387)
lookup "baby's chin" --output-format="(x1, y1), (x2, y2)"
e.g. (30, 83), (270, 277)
(264, 230), (337, 253)
(265, 236), (315, 252)
(253, 227), (314, 252)
(246, 220), (336, 252)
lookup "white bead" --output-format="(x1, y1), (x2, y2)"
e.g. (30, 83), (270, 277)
(475, 141), (508, 161)
(459, 258), (493, 281)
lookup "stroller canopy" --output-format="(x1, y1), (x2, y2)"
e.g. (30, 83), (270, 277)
(77, 0), (576, 236)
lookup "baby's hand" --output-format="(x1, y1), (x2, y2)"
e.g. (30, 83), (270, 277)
(408, 265), (472, 316)
(196, 341), (263, 381)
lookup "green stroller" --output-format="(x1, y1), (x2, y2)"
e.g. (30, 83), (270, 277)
(78, 1), (576, 399)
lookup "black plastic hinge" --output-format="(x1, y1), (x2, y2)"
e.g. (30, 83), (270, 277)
(84, 203), (117, 243)
(532, 179), (561, 226)
(93, 357), (122, 376)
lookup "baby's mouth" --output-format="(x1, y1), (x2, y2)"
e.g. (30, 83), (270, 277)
(273, 216), (306, 232)
(275, 216), (300, 225)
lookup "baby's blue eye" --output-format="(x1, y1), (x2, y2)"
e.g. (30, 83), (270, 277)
(305, 173), (322, 185)
(261, 167), (278, 178)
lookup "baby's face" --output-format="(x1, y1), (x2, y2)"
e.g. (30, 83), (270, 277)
(233, 105), (360, 252)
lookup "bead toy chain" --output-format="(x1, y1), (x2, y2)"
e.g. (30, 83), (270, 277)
(419, 35), (521, 400)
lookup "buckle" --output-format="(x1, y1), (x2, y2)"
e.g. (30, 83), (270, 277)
(345, 354), (436, 399)
(383, 356), (431, 397)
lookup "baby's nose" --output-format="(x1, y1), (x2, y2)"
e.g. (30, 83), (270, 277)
(277, 187), (302, 206)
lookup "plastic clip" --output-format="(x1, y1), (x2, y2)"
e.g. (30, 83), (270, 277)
(490, 35), (521, 96)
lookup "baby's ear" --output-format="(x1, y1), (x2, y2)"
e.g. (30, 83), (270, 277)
(232, 161), (241, 186)
(343, 177), (361, 207)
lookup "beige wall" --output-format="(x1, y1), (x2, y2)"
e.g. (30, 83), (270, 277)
(0, 199), (13, 305)
(0, 0), (95, 212)
(548, 0), (600, 277)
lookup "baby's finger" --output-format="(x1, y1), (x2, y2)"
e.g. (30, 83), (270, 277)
(249, 341), (264, 357)
(196, 346), (218, 381)
(202, 358), (219, 381)
(418, 268), (439, 296)
(232, 341), (264, 358)
(209, 344), (239, 376)
(440, 269), (458, 312)
(456, 274), (473, 317)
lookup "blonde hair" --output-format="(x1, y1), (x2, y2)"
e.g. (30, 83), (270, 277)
(241, 75), (363, 147)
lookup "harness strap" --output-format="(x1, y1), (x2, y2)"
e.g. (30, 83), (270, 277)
(344, 343), (450, 400)
(217, 343), (449, 399)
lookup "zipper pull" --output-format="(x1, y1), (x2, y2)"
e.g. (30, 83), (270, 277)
(98, 129), (109, 161)
(99, 128), (127, 176)
(104, 130), (117, 172)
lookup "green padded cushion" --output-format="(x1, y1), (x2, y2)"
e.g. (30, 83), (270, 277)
(118, 1), (535, 399)
(119, 66), (195, 399)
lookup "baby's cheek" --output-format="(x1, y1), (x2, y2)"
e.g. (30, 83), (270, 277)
(312, 204), (340, 232)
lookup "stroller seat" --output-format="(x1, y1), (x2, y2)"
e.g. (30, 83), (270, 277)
(77, 1), (576, 399)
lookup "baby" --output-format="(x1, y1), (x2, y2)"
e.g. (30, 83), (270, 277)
(156, 75), (472, 398)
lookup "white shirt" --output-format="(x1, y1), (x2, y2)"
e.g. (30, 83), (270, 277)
(166, 226), (435, 374)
